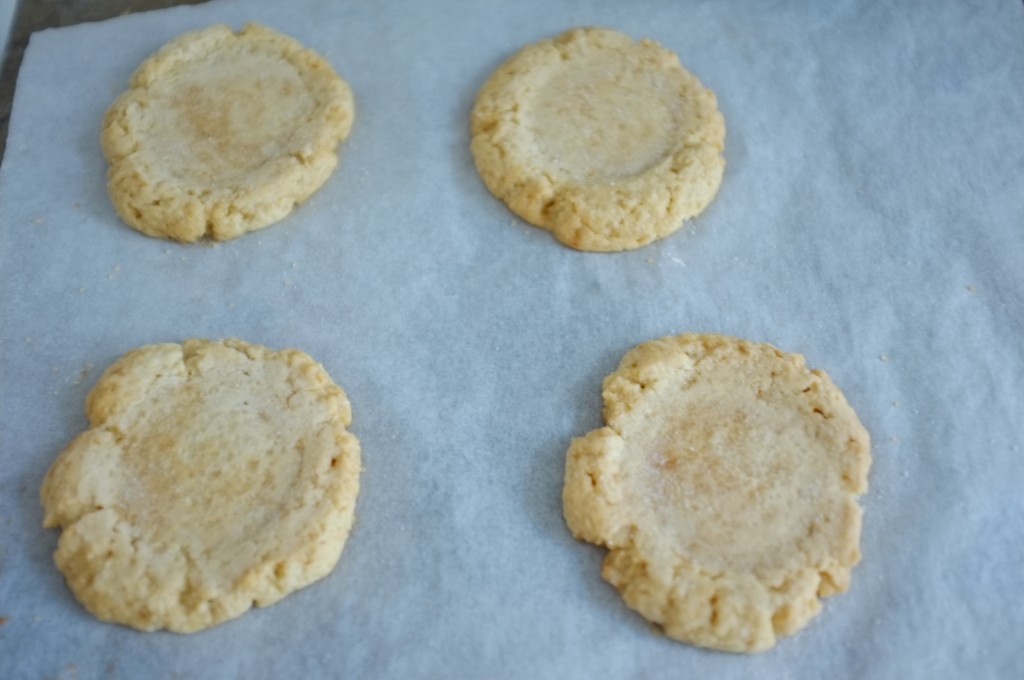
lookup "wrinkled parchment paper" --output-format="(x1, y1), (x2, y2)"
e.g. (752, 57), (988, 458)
(2, 1), (1022, 677)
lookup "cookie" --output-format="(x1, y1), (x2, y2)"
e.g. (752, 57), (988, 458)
(470, 27), (725, 252)
(563, 334), (870, 652)
(40, 339), (362, 632)
(101, 23), (354, 242)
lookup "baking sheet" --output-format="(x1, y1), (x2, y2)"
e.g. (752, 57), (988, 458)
(2, 0), (1022, 677)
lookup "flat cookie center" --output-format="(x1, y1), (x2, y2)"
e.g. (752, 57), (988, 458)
(147, 50), (317, 185)
(530, 52), (685, 183)
(120, 377), (301, 550)
(629, 380), (843, 573)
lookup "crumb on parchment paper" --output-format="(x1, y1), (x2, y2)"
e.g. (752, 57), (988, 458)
(70, 363), (95, 387)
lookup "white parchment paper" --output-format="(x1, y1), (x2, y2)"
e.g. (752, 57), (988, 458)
(2, 1), (1022, 677)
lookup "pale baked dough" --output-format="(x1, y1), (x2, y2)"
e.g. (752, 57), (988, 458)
(40, 339), (361, 632)
(101, 23), (354, 242)
(470, 27), (725, 252)
(563, 333), (870, 652)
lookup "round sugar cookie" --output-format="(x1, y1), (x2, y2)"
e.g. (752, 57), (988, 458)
(563, 334), (870, 652)
(40, 339), (362, 632)
(470, 27), (725, 252)
(101, 23), (354, 242)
